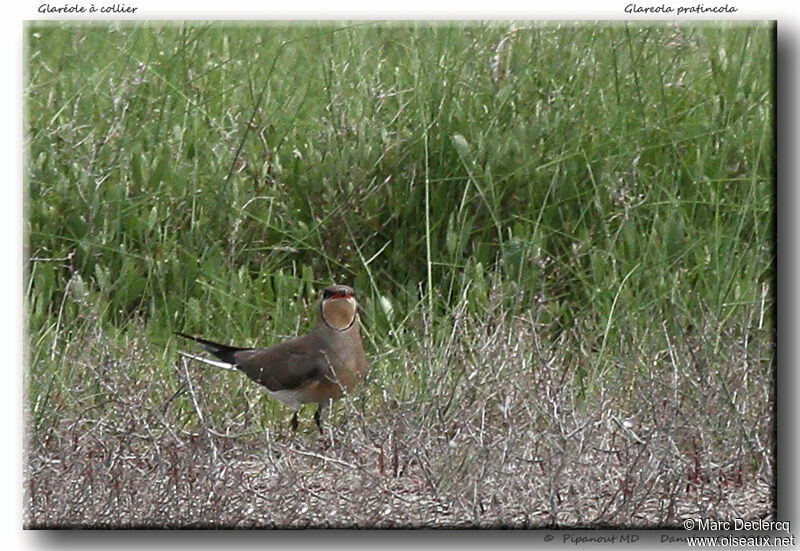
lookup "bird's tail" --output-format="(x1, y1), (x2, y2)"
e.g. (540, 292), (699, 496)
(174, 332), (250, 365)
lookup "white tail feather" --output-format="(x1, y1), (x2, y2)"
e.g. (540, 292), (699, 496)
(177, 350), (237, 370)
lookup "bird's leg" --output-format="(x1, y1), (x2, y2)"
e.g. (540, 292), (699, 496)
(290, 411), (299, 432)
(314, 408), (323, 434)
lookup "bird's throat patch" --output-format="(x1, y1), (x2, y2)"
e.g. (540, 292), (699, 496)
(321, 297), (357, 331)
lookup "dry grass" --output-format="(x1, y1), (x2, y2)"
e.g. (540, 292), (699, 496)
(24, 297), (774, 528)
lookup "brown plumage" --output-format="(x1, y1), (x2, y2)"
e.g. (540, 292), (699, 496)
(176, 284), (368, 433)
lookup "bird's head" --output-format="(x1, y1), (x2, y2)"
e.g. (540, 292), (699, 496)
(320, 284), (358, 332)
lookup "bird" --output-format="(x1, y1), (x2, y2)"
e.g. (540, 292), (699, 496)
(175, 284), (368, 433)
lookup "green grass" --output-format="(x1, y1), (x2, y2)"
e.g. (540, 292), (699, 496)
(23, 21), (775, 526)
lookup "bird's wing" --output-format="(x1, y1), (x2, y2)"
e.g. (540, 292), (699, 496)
(232, 334), (331, 392)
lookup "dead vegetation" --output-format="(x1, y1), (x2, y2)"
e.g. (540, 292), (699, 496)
(24, 301), (774, 528)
